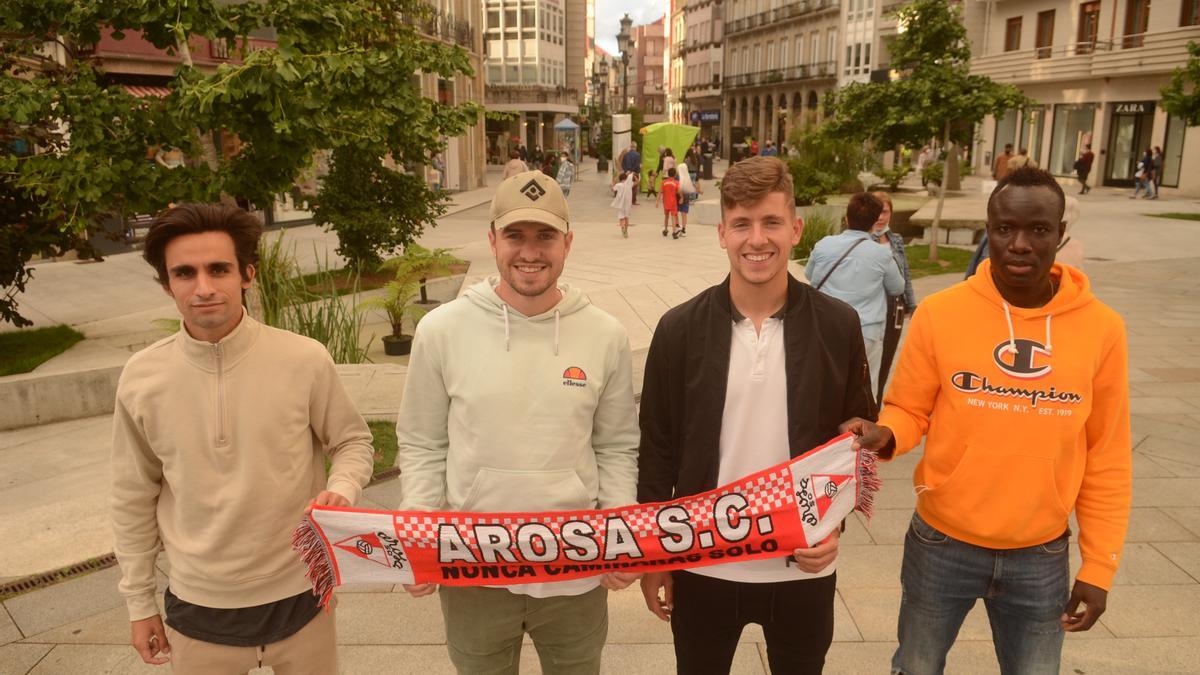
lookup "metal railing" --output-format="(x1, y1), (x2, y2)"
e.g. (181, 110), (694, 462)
(724, 61), (835, 88)
(725, 0), (836, 36)
(414, 7), (476, 49)
(485, 85), (580, 106)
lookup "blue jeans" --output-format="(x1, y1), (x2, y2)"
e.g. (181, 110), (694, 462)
(892, 513), (1069, 675)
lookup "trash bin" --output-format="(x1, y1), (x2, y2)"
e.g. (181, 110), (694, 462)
(701, 154), (714, 180)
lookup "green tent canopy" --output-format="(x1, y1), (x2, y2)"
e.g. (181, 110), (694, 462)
(637, 123), (700, 193)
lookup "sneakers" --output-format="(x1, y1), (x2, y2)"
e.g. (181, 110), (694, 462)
(662, 229), (668, 237)
(672, 230), (680, 239)
(680, 229), (687, 237)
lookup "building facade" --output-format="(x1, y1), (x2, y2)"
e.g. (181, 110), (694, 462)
(720, 0), (842, 156)
(972, 0), (1200, 195)
(632, 17), (668, 122)
(673, 0), (726, 141)
(483, 0), (593, 159)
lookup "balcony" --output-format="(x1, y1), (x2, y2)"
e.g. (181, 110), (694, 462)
(725, 0), (837, 37)
(678, 39), (722, 57)
(413, 8), (477, 50)
(972, 25), (1200, 84)
(485, 85), (579, 109)
(724, 61), (835, 89)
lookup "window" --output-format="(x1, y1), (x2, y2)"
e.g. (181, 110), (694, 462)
(754, 44), (762, 71)
(1019, 106), (1046, 165)
(1183, 0), (1200, 26)
(1123, 0), (1150, 48)
(1048, 103), (1095, 175)
(767, 41), (775, 70)
(854, 43), (862, 69)
(210, 38), (230, 59)
(487, 10), (500, 28)
(1004, 17), (1022, 52)
(828, 30), (837, 66)
(1078, 2), (1101, 54)
(1035, 10), (1054, 59)
(1162, 114), (1185, 186)
(522, 7), (534, 27)
(864, 42), (871, 69)
(845, 45), (852, 74)
(796, 36), (804, 65)
(505, 9), (517, 27)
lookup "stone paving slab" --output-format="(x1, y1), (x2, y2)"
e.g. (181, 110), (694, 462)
(0, 644), (53, 675)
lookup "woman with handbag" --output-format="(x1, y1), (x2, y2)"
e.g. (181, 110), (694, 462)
(676, 160), (701, 238)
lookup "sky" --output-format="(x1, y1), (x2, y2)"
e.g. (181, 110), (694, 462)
(594, 0), (666, 55)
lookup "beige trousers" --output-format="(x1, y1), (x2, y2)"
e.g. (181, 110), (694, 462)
(165, 605), (337, 675)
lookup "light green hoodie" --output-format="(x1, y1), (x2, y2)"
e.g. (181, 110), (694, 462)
(396, 277), (640, 597)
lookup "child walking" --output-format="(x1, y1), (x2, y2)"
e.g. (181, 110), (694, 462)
(661, 167), (681, 239)
(611, 171), (635, 238)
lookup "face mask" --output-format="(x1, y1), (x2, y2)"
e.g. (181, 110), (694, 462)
(873, 226), (890, 237)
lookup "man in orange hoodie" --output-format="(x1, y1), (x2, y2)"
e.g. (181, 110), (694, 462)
(843, 166), (1130, 674)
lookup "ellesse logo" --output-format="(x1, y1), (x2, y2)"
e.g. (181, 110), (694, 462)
(562, 366), (587, 388)
(992, 339), (1052, 379)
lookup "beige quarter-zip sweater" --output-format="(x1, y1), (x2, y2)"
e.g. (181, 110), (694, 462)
(110, 313), (374, 621)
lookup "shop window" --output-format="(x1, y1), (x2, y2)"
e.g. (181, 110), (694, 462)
(1004, 17), (1022, 52)
(1162, 114), (1185, 187)
(1048, 103), (1095, 176)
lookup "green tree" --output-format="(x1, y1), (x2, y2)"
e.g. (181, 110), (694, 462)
(825, 0), (1029, 260)
(0, 0), (481, 325)
(1161, 40), (1200, 126)
(785, 123), (876, 206)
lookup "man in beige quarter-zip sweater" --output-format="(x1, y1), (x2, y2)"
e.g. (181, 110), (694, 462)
(110, 203), (374, 674)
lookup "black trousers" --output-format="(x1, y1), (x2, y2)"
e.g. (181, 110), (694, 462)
(878, 294), (906, 404)
(670, 570), (836, 675)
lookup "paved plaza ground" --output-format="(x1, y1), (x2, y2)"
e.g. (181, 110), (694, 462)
(1, 166), (1199, 673)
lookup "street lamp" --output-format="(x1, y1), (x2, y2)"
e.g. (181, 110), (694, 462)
(598, 59), (609, 113)
(617, 14), (634, 113)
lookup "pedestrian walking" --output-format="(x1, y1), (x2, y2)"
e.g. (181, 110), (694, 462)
(502, 150), (528, 180)
(396, 170), (640, 674)
(555, 151), (575, 197)
(1074, 144), (1094, 194)
(1152, 146), (1164, 197)
(621, 143), (642, 205)
(844, 166), (1131, 675)
(661, 167), (681, 238)
(677, 160), (700, 238)
(611, 171), (635, 238)
(806, 193), (905, 396)
(992, 143), (1014, 182)
(1131, 148), (1155, 199)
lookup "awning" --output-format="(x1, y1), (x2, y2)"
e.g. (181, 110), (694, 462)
(553, 118), (580, 131)
(122, 85), (171, 98)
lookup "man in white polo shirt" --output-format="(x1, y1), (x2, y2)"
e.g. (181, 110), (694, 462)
(637, 157), (876, 674)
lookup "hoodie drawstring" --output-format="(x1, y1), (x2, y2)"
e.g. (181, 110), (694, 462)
(502, 304), (511, 352)
(1001, 301), (1054, 355)
(554, 309), (560, 357)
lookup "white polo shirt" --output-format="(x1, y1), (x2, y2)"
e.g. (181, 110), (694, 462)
(690, 310), (836, 583)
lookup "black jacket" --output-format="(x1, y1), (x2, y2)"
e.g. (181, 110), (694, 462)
(637, 274), (876, 503)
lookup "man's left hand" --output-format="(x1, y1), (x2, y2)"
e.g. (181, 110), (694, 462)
(306, 491), (350, 515)
(600, 572), (642, 590)
(1061, 580), (1107, 632)
(791, 529), (840, 574)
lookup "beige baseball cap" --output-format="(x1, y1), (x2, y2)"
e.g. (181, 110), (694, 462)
(489, 170), (570, 232)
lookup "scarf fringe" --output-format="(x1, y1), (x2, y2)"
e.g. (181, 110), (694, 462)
(855, 447), (882, 521)
(291, 517), (336, 609)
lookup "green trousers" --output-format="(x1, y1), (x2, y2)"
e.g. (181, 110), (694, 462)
(439, 584), (608, 675)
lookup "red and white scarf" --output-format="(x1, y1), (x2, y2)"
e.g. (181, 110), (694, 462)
(293, 433), (878, 605)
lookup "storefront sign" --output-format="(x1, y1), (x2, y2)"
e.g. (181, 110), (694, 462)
(690, 110), (720, 123)
(1113, 101), (1156, 115)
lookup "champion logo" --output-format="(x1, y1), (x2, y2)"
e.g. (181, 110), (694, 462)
(993, 338), (1052, 379)
(520, 179), (547, 201)
(562, 366), (587, 388)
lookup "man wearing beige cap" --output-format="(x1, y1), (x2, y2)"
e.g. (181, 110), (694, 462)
(395, 170), (641, 674)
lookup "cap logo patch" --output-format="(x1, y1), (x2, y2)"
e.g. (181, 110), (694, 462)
(520, 179), (547, 202)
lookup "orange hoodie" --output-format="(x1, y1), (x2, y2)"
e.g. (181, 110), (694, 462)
(879, 259), (1130, 590)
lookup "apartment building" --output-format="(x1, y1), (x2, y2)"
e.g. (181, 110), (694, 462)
(632, 17), (669, 122)
(670, 0), (726, 140)
(483, 0), (593, 158)
(720, 0), (842, 155)
(972, 0), (1200, 195)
